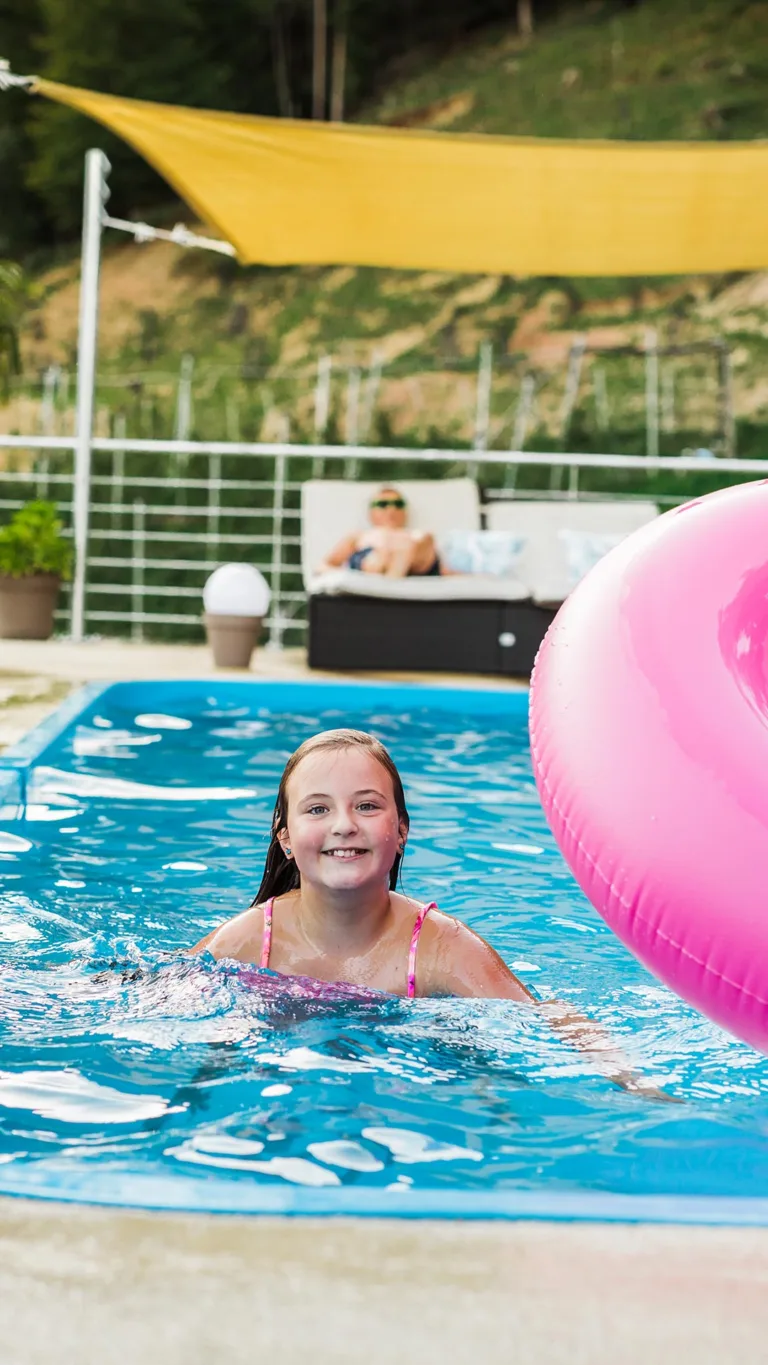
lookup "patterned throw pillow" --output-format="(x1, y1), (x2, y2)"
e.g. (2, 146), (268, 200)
(559, 529), (625, 590)
(440, 530), (527, 577)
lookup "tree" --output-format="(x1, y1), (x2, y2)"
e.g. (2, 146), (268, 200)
(312, 0), (327, 118)
(26, 0), (237, 234)
(517, 1), (534, 37)
(0, 260), (29, 399)
(0, 0), (51, 254)
(329, 0), (348, 121)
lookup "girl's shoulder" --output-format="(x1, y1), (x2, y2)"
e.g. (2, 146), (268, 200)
(201, 901), (265, 962)
(394, 894), (467, 942)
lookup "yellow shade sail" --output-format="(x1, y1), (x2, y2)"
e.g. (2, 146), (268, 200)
(37, 77), (768, 276)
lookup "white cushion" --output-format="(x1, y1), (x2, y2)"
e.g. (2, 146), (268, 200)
(302, 478), (480, 590)
(308, 568), (529, 602)
(439, 529), (527, 577)
(559, 529), (625, 591)
(485, 499), (659, 604)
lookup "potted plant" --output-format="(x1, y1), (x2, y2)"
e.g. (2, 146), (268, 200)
(0, 500), (73, 640)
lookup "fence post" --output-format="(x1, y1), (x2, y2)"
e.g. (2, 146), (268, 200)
(558, 335), (586, 444)
(644, 327), (659, 459)
(470, 341), (493, 478)
(112, 412), (126, 529)
(208, 451), (221, 562)
(174, 353), (195, 501)
(313, 353), (332, 478)
(72, 148), (110, 643)
(717, 341), (736, 458)
(359, 349), (384, 443)
(593, 365), (609, 432)
(132, 499), (145, 643)
(267, 450), (286, 651)
(343, 367), (362, 478)
(511, 373), (535, 457)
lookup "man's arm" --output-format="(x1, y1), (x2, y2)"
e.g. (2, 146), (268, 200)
(317, 533), (359, 573)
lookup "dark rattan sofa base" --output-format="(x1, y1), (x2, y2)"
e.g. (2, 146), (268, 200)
(308, 595), (556, 677)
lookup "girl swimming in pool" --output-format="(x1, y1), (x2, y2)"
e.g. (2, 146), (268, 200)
(193, 728), (531, 999)
(192, 728), (676, 1100)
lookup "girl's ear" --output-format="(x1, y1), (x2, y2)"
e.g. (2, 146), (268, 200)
(398, 818), (409, 851)
(277, 828), (292, 859)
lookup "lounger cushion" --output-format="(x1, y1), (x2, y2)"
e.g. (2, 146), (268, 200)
(485, 499), (659, 604)
(306, 567), (529, 602)
(439, 529), (527, 577)
(302, 477), (481, 591)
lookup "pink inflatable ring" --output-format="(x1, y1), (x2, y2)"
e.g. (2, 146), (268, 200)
(529, 481), (768, 1052)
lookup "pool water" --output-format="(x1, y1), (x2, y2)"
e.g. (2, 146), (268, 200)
(1, 680), (767, 1221)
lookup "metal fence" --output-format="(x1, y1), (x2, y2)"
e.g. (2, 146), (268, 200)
(0, 433), (764, 649)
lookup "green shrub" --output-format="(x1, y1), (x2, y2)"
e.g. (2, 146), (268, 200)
(0, 501), (73, 580)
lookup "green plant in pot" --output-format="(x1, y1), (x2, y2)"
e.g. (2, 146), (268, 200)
(0, 501), (73, 640)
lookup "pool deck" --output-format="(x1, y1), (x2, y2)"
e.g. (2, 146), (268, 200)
(1, 637), (766, 1362)
(1, 1201), (767, 1364)
(0, 637), (522, 752)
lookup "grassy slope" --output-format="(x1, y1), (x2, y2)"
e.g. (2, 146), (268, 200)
(14, 0), (768, 454)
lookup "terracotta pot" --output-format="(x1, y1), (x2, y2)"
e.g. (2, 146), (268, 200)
(0, 574), (61, 640)
(204, 613), (264, 669)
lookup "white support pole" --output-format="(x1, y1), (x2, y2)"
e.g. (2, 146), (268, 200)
(71, 148), (110, 643)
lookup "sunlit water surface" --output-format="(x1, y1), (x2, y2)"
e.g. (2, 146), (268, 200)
(1, 686), (767, 1217)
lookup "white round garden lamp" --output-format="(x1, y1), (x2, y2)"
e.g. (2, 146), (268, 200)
(203, 564), (271, 669)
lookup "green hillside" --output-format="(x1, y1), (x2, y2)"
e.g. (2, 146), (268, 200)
(9, 0), (768, 458)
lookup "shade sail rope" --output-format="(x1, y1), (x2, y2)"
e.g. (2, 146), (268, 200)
(13, 71), (768, 275)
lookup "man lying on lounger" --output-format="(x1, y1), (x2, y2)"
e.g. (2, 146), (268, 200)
(318, 486), (449, 578)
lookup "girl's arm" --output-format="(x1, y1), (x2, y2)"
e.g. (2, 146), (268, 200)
(423, 919), (676, 1101)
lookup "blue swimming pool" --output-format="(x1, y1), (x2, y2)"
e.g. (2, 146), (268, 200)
(1, 678), (767, 1223)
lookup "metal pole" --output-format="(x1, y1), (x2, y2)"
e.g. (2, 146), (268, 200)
(71, 148), (110, 643)
(312, 354), (332, 477)
(132, 499), (145, 642)
(111, 412), (126, 530)
(343, 367), (361, 478)
(267, 451), (286, 651)
(718, 341), (736, 459)
(645, 327), (659, 459)
(511, 373), (535, 454)
(208, 451), (221, 561)
(473, 341), (493, 453)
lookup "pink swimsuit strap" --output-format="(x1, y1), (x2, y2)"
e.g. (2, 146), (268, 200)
(407, 901), (436, 999)
(259, 897), (436, 998)
(259, 896), (274, 969)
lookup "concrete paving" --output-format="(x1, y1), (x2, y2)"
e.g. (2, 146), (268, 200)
(1, 1200), (767, 1365)
(0, 636), (521, 751)
(1, 637), (765, 1361)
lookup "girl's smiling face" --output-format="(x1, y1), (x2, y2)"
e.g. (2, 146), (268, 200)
(279, 746), (406, 892)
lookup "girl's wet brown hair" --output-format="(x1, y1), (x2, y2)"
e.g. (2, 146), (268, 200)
(252, 729), (409, 904)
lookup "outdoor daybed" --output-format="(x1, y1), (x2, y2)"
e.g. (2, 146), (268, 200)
(303, 479), (658, 676)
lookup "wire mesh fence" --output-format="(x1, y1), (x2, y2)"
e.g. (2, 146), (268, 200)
(0, 431), (764, 649)
(1, 337), (734, 460)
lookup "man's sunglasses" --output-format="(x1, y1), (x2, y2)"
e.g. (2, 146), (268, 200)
(370, 497), (406, 509)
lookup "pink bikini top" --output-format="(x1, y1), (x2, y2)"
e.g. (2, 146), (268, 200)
(259, 897), (436, 999)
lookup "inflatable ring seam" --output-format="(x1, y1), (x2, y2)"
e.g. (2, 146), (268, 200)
(530, 723), (768, 1011)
